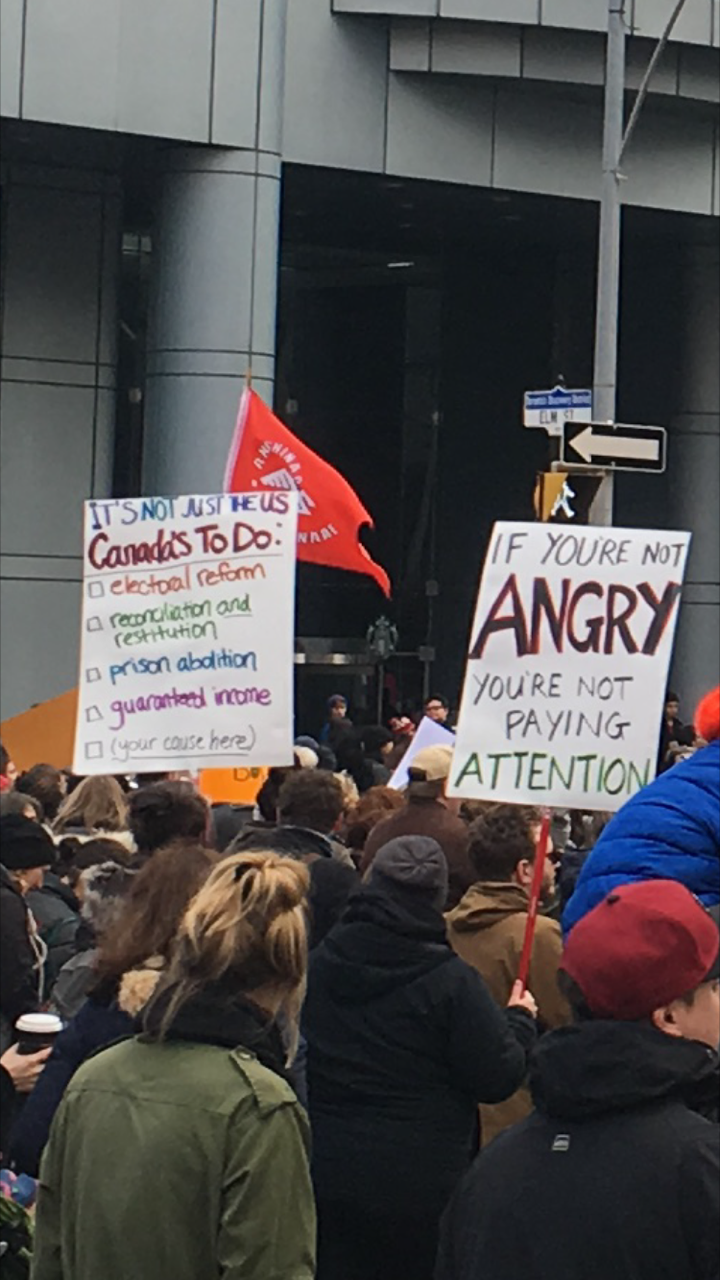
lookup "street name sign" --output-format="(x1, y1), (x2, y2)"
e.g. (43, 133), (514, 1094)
(524, 387), (592, 437)
(561, 422), (667, 474)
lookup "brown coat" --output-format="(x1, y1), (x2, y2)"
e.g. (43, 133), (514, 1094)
(446, 881), (570, 1146)
(360, 797), (474, 909)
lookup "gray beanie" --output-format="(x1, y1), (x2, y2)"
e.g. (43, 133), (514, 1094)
(370, 836), (449, 910)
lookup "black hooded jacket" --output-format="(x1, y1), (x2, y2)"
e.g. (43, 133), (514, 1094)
(437, 1021), (720, 1280)
(303, 886), (536, 1218)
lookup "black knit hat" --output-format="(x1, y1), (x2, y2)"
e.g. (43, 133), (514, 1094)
(0, 814), (56, 871)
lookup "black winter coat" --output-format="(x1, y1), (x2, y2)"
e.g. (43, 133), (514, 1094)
(0, 866), (41, 1050)
(437, 1021), (720, 1280)
(303, 887), (536, 1219)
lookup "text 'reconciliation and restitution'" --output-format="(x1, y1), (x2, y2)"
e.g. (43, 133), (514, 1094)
(450, 522), (691, 810)
(73, 493), (298, 774)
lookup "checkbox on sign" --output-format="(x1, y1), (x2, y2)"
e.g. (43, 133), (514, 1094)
(85, 706), (103, 723)
(86, 668), (102, 684)
(85, 742), (104, 761)
(87, 581), (105, 599)
(86, 616), (103, 633)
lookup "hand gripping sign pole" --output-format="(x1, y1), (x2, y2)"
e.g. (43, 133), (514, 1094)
(517, 813), (552, 993)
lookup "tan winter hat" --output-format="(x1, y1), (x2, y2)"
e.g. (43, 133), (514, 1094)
(407, 744), (454, 796)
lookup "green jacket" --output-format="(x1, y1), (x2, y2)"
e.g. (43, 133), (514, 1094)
(31, 1037), (316, 1280)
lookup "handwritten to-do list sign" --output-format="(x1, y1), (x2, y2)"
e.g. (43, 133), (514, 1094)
(450, 522), (691, 811)
(73, 492), (298, 775)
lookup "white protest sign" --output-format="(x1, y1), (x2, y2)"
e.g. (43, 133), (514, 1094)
(388, 716), (455, 790)
(73, 492), (298, 775)
(449, 522), (691, 811)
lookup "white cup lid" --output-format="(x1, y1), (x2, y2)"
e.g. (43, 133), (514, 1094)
(15, 1013), (63, 1034)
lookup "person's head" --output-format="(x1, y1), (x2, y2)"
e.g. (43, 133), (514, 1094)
(407, 745), (454, 802)
(255, 767), (295, 824)
(278, 770), (345, 836)
(369, 835), (449, 912)
(344, 786), (406, 853)
(0, 814), (56, 893)
(424, 695), (450, 725)
(361, 726), (394, 763)
(0, 743), (18, 790)
(568, 809), (611, 852)
(327, 695), (348, 724)
(561, 881), (720, 1049)
(128, 781), (209, 856)
(0, 791), (42, 823)
(144, 852), (310, 1057)
(57, 836), (133, 895)
(664, 689), (680, 721)
(54, 775), (128, 835)
(95, 840), (217, 985)
(15, 765), (67, 824)
(468, 804), (556, 903)
(78, 860), (136, 938)
(293, 746), (319, 771)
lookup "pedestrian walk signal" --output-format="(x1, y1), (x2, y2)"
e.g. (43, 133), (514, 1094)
(533, 472), (603, 523)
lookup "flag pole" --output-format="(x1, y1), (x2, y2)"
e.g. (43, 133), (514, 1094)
(245, 367), (252, 389)
(517, 813), (552, 992)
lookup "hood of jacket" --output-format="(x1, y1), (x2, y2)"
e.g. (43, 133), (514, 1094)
(312, 886), (452, 1004)
(531, 1020), (719, 1121)
(446, 881), (530, 933)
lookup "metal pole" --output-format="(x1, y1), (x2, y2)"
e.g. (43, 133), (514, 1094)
(591, 0), (627, 526)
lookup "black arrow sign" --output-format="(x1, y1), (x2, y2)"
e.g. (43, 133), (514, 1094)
(561, 422), (667, 473)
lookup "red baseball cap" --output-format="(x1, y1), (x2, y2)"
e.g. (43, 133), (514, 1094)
(562, 880), (720, 1021)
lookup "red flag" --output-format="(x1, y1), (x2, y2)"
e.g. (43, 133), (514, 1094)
(224, 389), (391, 597)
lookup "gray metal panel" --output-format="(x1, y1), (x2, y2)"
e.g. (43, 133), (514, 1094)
(115, 0), (213, 140)
(439, 0), (538, 21)
(211, 1), (261, 147)
(2, 184), (102, 363)
(522, 28), (604, 86)
(541, 0), (607, 31)
(678, 46), (720, 102)
(0, 382), (94, 555)
(251, 176), (283, 356)
(0, 578), (82, 718)
(493, 88), (602, 199)
(22, 0), (120, 129)
(390, 19), (431, 71)
(633, 0), (712, 45)
(283, 0), (388, 171)
(0, 0), (23, 117)
(626, 37), (679, 96)
(257, 0), (288, 154)
(622, 109), (716, 213)
(431, 22), (521, 75)
(385, 76), (493, 183)
(143, 373), (245, 496)
(334, 0), (436, 11)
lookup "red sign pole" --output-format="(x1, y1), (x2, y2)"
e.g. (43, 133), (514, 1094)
(517, 813), (552, 993)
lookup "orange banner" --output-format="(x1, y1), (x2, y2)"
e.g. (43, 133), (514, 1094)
(198, 767), (268, 806)
(1, 689), (79, 772)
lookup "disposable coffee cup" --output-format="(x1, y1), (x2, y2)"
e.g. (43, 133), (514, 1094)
(15, 1013), (63, 1055)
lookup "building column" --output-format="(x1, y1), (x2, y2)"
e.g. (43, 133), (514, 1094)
(143, 2), (287, 497)
(668, 245), (720, 713)
(0, 164), (120, 719)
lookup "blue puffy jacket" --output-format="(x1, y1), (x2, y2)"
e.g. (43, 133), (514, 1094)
(563, 740), (720, 934)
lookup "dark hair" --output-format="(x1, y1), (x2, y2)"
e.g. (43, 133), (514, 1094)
(16, 764), (66, 823)
(0, 743), (11, 776)
(361, 726), (393, 760)
(57, 835), (133, 887)
(278, 770), (345, 835)
(327, 695), (347, 712)
(0, 790), (43, 821)
(256, 767), (296, 824)
(129, 781), (209, 856)
(94, 840), (217, 987)
(665, 690), (680, 705)
(344, 786), (405, 852)
(425, 694), (449, 710)
(468, 805), (542, 881)
(558, 969), (595, 1021)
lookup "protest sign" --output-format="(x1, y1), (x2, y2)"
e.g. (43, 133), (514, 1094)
(450, 522), (691, 810)
(73, 492), (298, 775)
(388, 716), (455, 790)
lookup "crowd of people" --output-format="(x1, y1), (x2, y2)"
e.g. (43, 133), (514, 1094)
(0, 684), (717, 1279)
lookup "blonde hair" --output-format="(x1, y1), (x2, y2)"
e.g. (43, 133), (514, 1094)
(334, 771), (360, 811)
(54, 775), (129, 835)
(146, 851), (310, 1060)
